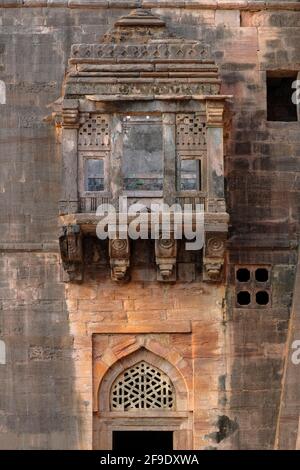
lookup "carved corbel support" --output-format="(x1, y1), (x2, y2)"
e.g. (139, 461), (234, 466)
(59, 224), (83, 281)
(155, 237), (177, 282)
(203, 232), (227, 282)
(109, 237), (130, 281)
(61, 99), (79, 128)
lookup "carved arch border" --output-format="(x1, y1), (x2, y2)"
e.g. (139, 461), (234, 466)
(98, 347), (188, 413)
(93, 341), (193, 450)
(93, 335), (193, 413)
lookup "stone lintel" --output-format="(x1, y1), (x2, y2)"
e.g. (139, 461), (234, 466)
(89, 321), (192, 334)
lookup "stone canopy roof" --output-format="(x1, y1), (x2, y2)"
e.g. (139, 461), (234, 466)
(64, 9), (221, 100)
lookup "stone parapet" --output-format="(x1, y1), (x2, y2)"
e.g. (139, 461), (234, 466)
(1, 1), (300, 11)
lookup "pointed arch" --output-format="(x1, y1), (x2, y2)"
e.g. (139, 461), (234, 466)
(98, 347), (188, 413)
(110, 360), (175, 411)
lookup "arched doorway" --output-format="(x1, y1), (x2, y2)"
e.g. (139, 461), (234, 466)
(93, 348), (192, 450)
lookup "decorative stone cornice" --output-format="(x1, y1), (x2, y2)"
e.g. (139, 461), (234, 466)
(64, 9), (223, 99)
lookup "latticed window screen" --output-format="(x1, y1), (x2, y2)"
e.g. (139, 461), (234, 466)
(176, 113), (206, 149)
(110, 361), (175, 411)
(78, 115), (110, 149)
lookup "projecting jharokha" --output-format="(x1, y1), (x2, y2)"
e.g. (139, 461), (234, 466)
(0, 0), (300, 451)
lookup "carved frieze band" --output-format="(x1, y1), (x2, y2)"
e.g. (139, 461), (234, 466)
(66, 82), (220, 97)
(71, 42), (208, 61)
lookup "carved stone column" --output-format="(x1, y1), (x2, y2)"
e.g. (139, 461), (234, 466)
(206, 100), (226, 213)
(110, 115), (123, 210)
(60, 99), (79, 215)
(163, 113), (176, 205)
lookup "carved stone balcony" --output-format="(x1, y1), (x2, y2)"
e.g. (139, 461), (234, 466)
(50, 9), (230, 283)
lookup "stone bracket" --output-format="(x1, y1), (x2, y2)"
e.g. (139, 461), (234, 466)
(61, 99), (79, 128)
(109, 237), (130, 281)
(206, 99), (225, 127)
(155, 236), (177, 282)
(203, 231), (227, 282)
(59, 224), (83, 281)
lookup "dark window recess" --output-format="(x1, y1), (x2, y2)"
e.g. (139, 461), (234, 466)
(267, 74), (297, 122)
(85, 159), (104, 191)
(237, 291), (251, 306)
(236, 268), (251, 282)
(123, 116), (163, 191)
(256, 290), (269, 305)
(180, 159), (201, 191)
(255, 268), (269, 283)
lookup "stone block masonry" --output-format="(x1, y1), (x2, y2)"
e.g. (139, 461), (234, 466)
(0, 0), (300, 450)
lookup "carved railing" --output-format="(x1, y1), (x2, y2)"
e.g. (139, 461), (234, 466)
(79, 196), (110, 212)
(80, 196), (207, 213)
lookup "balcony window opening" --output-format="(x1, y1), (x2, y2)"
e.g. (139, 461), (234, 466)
(180, 159), (201, 191)
(85, 158), (104, 192)
(123, 115), (163, 191)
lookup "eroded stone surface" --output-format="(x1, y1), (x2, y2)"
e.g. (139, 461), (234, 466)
(0, 3), (299, 450)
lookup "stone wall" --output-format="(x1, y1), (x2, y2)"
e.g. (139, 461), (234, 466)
(66, 267), (226, 449)
(0, 1), (300, 449)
